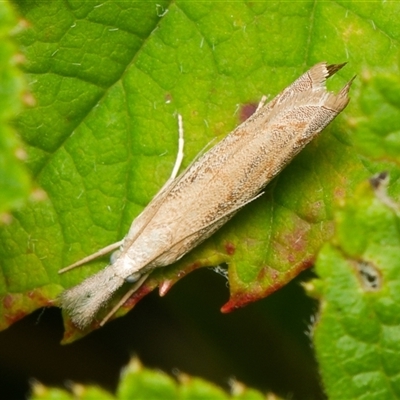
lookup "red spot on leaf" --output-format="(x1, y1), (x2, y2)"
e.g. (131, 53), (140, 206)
(240, 103), (258, 123)
(269, 268), (280, 281)
(256, 266), (279, 282)
(3, 294), (14, 309)
(289, 231), (307, 252)
(225, 242), (236, 255)
(256, 267), (268, 280)
(334, 186), (346, 200)
(279, 221), (311, 263)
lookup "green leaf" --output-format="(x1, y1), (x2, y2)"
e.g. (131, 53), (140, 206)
(30, 358), (267, 400)
(31, 380), (114, 400)
(352, 72), (400, 165)
(0, 1), (398, 340)
(0, 1), (31, 214)
(313, 176), (400, 399)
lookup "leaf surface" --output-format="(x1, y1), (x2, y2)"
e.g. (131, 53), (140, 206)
(313, 175), (400, 399)
(0, 1), (31, 214)
(1, 1), (398, 340)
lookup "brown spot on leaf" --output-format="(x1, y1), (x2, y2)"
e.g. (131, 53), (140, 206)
(306, 200), (324, 222)
(281, 227), (309, 263)
(3, 294), (14, 309)
(256, 266), (268, 281)
(165, 93), (173, 104)
(257, 266), (279, 282)
(0, 213), (13, 224)
(12, 53), (26, 65)
(22, 92), (36, 107)
(240, 103), (258, 123)
(334, 186), (346, 200)
(225, 241), (236, 255)
(18, 18), (31, 29)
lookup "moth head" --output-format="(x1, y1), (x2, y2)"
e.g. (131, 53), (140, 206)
(60, 265), (125, 329)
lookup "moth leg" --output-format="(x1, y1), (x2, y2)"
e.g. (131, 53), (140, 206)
(255, 95), (268, 112)
(169, 113), (184, 180)
(58, 240), (123, 274)
(99, 272), (150, 326)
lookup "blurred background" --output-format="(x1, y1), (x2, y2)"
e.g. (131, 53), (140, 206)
(0, 267), (324, 399)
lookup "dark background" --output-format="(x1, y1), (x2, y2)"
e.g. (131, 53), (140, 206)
(0, 267), (324, 399)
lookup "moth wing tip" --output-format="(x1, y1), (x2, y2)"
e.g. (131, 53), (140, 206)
(309, 62), (347, 86)
(323, 76), (354, 112)
(345, 75), (357, 90)
(338, 75), (356, 102)
(326, 62), (347, 77)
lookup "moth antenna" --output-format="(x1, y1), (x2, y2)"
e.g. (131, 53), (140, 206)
(59, 240), (123, 274)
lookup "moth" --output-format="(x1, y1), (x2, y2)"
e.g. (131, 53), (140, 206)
(59, 62), (354, 329)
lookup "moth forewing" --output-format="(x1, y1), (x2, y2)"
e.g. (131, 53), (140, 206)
(59, 62), (354, 329)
